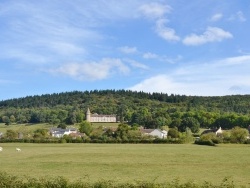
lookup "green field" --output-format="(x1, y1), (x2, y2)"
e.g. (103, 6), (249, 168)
(0, 143), (249, 187)
(0, 122), (119, 134)
(0, 123), (53, 134)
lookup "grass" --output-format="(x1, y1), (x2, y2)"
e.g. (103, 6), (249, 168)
(0, 122), (119, 133)
(91, 122), (119, 129)
(0, 123), (53, 134)
(0, 143), (249, 187)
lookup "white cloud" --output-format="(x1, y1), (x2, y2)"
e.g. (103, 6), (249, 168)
(119, 46), (138, 54)
(128, 55), (250, 96)
(228, 11), (246, 22)
(48, 41), (86, 56)
(155, 19), (180, 42)
(183, 27), (233, 46)
(139, 2), (172, 19)
(128, 75), (184, 94)
(47, 58), (129, 81)
(124, 59), (149, 70)
(0, 1), (103, 65)
(218, 55), (250, 66)
(210, 13), (223, 22)
(139, 3), (179, 42)
(143, 52), (158, 59)
(237, 11), (247, 22)
(143, 52), (182, 64)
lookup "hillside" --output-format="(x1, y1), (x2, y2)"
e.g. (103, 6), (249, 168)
(1, 90), (250, 130)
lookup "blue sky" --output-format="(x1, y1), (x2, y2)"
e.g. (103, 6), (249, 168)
(1, 0), (250, 100)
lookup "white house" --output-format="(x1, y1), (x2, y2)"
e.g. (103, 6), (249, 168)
(141, 128), (168, 139)
(201, 127), (223, 136)
(50, 128), (77, 138)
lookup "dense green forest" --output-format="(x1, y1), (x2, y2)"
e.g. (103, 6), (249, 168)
(1, 90), (250, 131)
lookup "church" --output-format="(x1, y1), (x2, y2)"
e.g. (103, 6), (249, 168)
(86, 108), (117, 123)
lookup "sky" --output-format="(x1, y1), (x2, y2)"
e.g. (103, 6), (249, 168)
(1, 0), (250, 100)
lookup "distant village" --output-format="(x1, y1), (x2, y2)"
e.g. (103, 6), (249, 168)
(1, 108), (250, 145)
(50, 108), (168, 139)
(47, 108), (250, 144)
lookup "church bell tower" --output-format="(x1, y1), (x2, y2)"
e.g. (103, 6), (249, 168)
(86, 108), (91, 122)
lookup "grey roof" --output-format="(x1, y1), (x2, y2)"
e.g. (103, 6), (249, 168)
(91, 114), (116, 117)
(142, 129), (154, 133)
(201, 128), (220, 135)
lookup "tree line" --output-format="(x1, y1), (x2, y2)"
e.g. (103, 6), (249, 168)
(1, 90), (250, 131)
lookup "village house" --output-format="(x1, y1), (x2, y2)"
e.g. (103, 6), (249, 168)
(50, 128), (78, 138)
(86, 108), (117, 123)
(140, 128), (168, 139)
(201, 127), (223, 136)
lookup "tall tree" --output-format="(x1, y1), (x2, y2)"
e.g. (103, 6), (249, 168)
(79, 121), (93, 136)
(180, 117), (200, 133)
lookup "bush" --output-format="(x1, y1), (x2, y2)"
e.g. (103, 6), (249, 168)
(195, 139), (215, 146)
(0, 172), (238, 188)
(168, 128), (180, 138)
(195, 132), (221, 146)
(244, 139), (250, 144)
(230, 126), (249, 144)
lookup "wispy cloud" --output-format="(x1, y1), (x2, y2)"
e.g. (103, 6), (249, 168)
(209, 13), (223, 22)
(183, 27), (233, 46)
(139, 2), (180, 42)
(143, 52), (159, 59)
(124, 59), (149, 70)
(143, 52), (181, 64)
(155, 18), (180, 42)
(128, 55), (250, 96)
(47, 58), (130, 81)
(138, 2), (172, 19)
(228, 11), (246, 22)
(0, 1), (103, 65)
(216, 55), (250, 66)
(119, 46), (138, 54)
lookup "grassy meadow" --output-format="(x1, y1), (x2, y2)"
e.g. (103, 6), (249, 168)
(0, 123), (53, 134)
(0, 122), (119, 134)
(0, 143), (249, 187)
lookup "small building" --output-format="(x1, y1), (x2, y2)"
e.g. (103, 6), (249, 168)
(201, 127), (223, 136)
(86, 108), (117, 123)
(50, 128), (78, 138)
(140, 128), (168, 139)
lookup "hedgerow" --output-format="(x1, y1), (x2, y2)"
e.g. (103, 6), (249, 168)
(0, 172), (243, 188)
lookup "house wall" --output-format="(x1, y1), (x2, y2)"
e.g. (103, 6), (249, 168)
(149, 129), (164, 138)
(86, 108), (117, 123)
(50, 128), (77, 138)
(90, 115), (116, 122)
(215, 127), (223, 135)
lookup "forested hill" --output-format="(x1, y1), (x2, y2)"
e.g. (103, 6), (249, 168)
(1, 90), (250, 130)
(1, 90), (250, 113)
